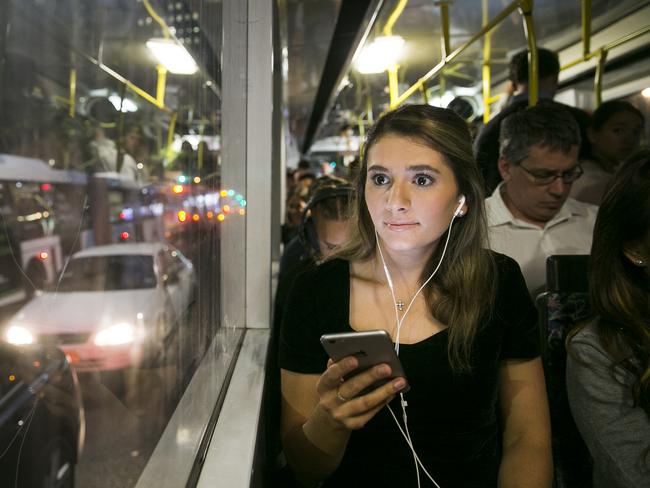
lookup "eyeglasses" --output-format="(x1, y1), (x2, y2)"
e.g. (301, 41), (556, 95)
(518, 163), (583, 185)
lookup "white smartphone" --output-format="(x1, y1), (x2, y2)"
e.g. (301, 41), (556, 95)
(320, 330), (410, 395)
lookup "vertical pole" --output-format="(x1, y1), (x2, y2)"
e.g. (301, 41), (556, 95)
(519, 0), (538, 106)
(388, 65), (399, 108)
(222, 0), (273, 328)
(197, 123), (205, 171)
(0, 0), (11, 92)
(581, 0), (592, 58)
(439, 2), (451, 60)
(366, 94), (374, 124)
(481, 0), (492, 123)
(594, 48), (607, 107)
(166, 112), (177, 164)
(69, 69), (77, 118)
(383, 0), (408, 109)
(420, 81), (429, 104)
(156, 65), (167, 107)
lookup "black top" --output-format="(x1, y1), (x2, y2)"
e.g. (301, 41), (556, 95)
(278, 235), (311, 283)
(279, 253), (539, 488)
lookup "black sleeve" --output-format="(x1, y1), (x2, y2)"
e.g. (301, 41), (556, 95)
(474, 116), (503, 195)
(493, 254), (541, 360)
(278, 265), (331, 375)
(278, 235), (308, 283)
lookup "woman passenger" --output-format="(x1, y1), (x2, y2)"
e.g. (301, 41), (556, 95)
(566, 150), (650, 487)
(279, 104), (552, 487)
(570, 100), (644, 205)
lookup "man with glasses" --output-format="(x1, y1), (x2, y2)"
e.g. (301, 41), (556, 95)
(486, 104), (598, 294)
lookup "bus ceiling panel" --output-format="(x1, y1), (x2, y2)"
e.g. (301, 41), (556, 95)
(286, 0), (344, 152)
(558, 3), (650, 84)
(300, 0), (383, 155)
(312, 0), (649, 134)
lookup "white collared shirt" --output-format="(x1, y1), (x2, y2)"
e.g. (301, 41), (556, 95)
(485, 183), (598, 295)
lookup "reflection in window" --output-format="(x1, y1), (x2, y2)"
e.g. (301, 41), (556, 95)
(57, 255), (156, 292)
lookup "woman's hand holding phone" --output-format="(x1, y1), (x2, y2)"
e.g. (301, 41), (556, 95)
(311, 354), (408, 432)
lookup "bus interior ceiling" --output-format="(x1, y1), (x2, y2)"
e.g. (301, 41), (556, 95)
(291, 0), (650, 154)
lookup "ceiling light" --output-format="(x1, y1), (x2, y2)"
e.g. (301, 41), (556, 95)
(146, 38), (198, 75)
(108, 95), (138, 113)
(642, 87), (650, 98)
(355, 36), (405, 74)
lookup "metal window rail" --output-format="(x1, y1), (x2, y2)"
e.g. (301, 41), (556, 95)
(387, 0), (540, 110)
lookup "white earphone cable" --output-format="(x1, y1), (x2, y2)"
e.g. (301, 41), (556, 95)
(375, 207), (461, 487)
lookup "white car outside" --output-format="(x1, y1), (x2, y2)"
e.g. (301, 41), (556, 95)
(2, 242), (195, 372)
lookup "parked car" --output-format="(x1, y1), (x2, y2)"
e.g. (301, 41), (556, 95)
(2, 242), (195, 391)
(0, 341), (84, 488)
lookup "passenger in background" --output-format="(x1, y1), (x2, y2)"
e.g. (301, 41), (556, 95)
(280, 104), (551, 487)
(295, 171), (317, 197)
(570, 100), (645, 205)
(119, 124), (147, 181)
(566, 150), (650, 487)
(294, 159), (314, 183)
(171, 140), (195, 174)
(474, 47), (591, 194)
(282, 193), (307, 245)
(271, 176), (353, 486)
(278, 176), (353, 282)
(486, 104), (597, 295)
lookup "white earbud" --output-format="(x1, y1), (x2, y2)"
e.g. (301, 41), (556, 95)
(454, 195), (466, 217)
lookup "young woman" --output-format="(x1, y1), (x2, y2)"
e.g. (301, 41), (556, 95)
(570, 100), (644, 205)
(279, 104), (552, 487)
(567, 151), (650, 487)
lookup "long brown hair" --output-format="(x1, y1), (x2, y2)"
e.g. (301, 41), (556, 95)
(335, 104), (496, 372)
(573, 150), (650, 416)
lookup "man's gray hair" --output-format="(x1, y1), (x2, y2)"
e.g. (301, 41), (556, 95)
(499, 103), (581, 165)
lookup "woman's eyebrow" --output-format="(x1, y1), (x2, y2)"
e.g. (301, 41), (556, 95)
(367, 164), (441, 174)
(367, 165), (389, 172)
(407, 164), (440, 174)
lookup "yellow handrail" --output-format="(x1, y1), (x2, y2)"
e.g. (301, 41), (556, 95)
(383, 0), (408, 36)
(91, 60), (171, 112)
(561, 24), (650, 70)
(142, 0), (172, 108)
(384, 0), (408, 107)
(481, 0), (492, 122)
(156, 65), (167, 106)
(419, 81), (429, 104)
(142, 0), (172, 39)
(392, 0), (520, 108)
(594, 48), (608, 106)
(439, 1), (451, 59)
(69, 69), (77, 118)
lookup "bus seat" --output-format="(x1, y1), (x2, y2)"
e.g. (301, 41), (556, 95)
(536, 255), (592, 488)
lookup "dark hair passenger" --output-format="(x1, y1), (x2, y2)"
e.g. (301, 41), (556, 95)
(279, 104), (552, 487)
(566, 151), (650, 486)
(570, 100), (645, 205)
